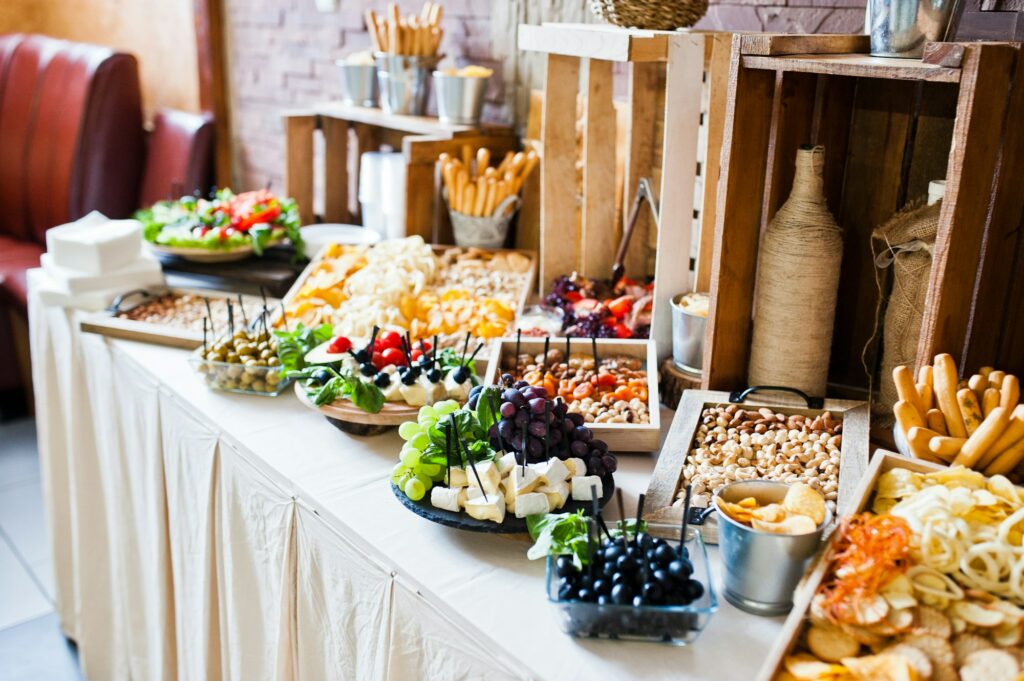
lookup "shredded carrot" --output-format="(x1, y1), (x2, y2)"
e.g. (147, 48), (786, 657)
(817, 513), (913, 625)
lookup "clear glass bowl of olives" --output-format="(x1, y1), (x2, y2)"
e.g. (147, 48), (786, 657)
(545, 530), (717, 645)
(189, 327), (292, 396)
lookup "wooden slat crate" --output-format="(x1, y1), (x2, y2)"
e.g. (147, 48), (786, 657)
(703, 36), (1024, 398)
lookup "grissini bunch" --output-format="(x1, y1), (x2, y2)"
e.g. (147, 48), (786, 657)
(893, 354), (1024, 476)
(439, 146), (538, 218)
(365, 2), (443, 57)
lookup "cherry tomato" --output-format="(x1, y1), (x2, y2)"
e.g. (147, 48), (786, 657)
(371, 351), (386, 369)
(608, 296), (634, 318)
(411, 348), (423, 361)
(378, 330), (403, 350)
(328, 336), (352, 354)
(418, 340), (432, 354)
(381, 347), (406, 367)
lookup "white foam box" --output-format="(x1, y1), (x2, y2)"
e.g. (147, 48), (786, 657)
(46, 211), (143, 274)
(40, 252), (164, 294)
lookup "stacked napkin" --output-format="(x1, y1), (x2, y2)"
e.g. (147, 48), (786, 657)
(37, 212), (164, 309)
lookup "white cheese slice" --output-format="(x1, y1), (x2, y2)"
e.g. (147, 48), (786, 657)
(465, 460), (501, 496)
(514, 492), (550, 518)
(446, 466), (467, 488)
(399, 380), (428, 406)
(565, 457), (587, 477)
(419, 375), (446, 405)
(464, 495), (506, 524)
(504, 465), (541, 505)
(534, 458), (570, 486)
(537, 481), (570, 510)
(444, 372), (471, 401)
(495, 451), (519, 476)
(381, 364), (398, 374)
(381, 380), (403, 402)
(571, 475), (603, 501)
(430, 486), (462, 512)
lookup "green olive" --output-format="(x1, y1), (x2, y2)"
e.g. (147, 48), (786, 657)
(267, 356), (281, 367)
(251, 380), (266, 392)
(239, 372), (254, 385)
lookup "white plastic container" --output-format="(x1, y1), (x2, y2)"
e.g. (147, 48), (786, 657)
(46, 212), (143, 274)
(358, 152), (386, 239)
(379, 152), (407, 241)
(40, 251), (164, 295)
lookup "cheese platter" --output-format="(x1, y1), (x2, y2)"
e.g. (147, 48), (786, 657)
(644, 388), (869, 543)
(484, 336), (661, 452)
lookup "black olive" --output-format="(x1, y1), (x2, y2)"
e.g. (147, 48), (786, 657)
(374, 373), (391, 388)
(596, 595), (610, 606)
(359, 362), (377, 377)
(592, 578), (609, 596)
(401, 372), (417, 386)
(684, 579), (705, 602)
(452, 366), (470, 384)
(500, 373), (514, 386)
(311, 368), (331, 386)
(557, 582), (576, 601)
(577, 588), (592, 602)
(427, 368), (443, 383)
(642, 581), (663, 602)
(610, 583), (632, 605)
(668, 558), (693, 580)
(353, 349), (370, 363)
(655, 544), (676, 567)
(555, 556), (575, 577)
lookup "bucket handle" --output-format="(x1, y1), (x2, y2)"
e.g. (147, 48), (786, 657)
(728, 385), (824, 410)
(492, 194), (521, 218)
(687, 505), (717, 526)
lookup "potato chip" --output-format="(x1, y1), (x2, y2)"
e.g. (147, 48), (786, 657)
(716, 497), (755, 523)
(924, 466), (987, 489)
(875, 469), (922, 500)
(784, 653), (848, 679)
(783, 482), (827, 526)
(738, 496), (758, 508)
(841, 653), (915, 681)
(752, 503), (788, 523)
(752, 515), (818, 535)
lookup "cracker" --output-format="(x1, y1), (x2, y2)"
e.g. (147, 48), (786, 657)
(915, 606), (953, 640)
(959, 649), (1019, 681)
(806, 624), (861, 663)
(952, 633), (994, 666)
(885, 642), (934, 680)
(901, 633), (956, 667)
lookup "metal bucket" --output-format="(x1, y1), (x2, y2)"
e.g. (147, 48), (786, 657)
(375, 54), (438, 116)
(671, 292), (708, 374)
(868, 0), (955, 58)
(433, 72), (489, 126)
(337, 62), (378, 108)
(715, 480), (831, 616)
(449, 195), (520, 249)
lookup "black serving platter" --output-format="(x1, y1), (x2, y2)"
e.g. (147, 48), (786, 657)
(390, 474), (616, 534)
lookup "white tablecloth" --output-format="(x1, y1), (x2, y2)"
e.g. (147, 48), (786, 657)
(28, 270), (783, 680)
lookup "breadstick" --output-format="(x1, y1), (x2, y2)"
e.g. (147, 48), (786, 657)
(454, 168), (468, 212)
(461, 145), (473, 173)
(894, 399), (925, 436)
(473, 176), (487, 216)
(934, 354), (967, 438)
(990, 370), (1006, 391)
(983, 388), (1001, 417)
(926, 409), (948, 436)
(1001, 374), (1019, 410)
(917, 382), (933, 411)
(462, 183), (476, 216)
(953, 406), (1010, 468)
(968, 374), (988, 400)
(407, 17), (421, 55)
(894, 366), (925, 419)
(984, 435), (1024, 476)
(980, 404), (1024, 467)
(907, 427), (945, 463)
(366, 10), (383, 52)
(918, 365), (933, 389)
(428, 2), (442, 26)
(476, 147), (491, 175)
(420, 2), (433, 24)
(496, 151), (514, 176)
(979, 366), (995, 378)
(957, 388), (984, 436)
(928, 435), (965, 461)
(482, 178), (497, 216)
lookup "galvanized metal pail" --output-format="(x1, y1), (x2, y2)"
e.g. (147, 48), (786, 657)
(671, 292), (707, 374)
(433, 72), (489, 126)
(338, 62), (378, 108)
(868, 0), (955, 58)
(375, 54), (439, 116)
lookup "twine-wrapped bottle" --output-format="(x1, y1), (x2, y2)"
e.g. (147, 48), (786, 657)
(748, 145), (843, 396)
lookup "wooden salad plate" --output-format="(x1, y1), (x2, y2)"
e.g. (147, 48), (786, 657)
(294, 380), (431, 436)
(390, 473), (616, 534)
(147, 237), (286, 263)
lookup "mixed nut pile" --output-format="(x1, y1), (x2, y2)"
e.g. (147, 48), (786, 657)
(675, 403), (842, 511)
(117, 293), (264, 333)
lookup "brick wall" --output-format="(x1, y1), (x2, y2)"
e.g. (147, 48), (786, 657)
(225, 0), (864, 191)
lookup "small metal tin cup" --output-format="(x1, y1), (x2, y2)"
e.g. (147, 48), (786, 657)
(337, 62), (378, 107)
(715, 480), (831, 616)
(433, 72), (489, 126)
(867, 0), (955, 58)
(449, 195), (520, 249)
(375, 54), (439, 116)
(671, 292), (708, 373)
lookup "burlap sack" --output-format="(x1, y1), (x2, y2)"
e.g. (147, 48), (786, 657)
(871, 200), (940, 415)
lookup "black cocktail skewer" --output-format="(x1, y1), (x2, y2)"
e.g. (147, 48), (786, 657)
(634, 493), (646, 548)
(544, 401), (551, 461)
(202, 317), (208, 354)
(515, 329), (522, 373)
(461, 331), (471, 366)
(279, 304), (289, 331)
(542, 335), (550, 374)
(591, 485), (613, 542)
(591, 335), (599, 369)
(237, 294), (248, 326)
(463, 342), (484, 368)
(204, 297), (216, 336)
(453, 416), (487, 501)
(679, 484), (692, 555)
(227, 300), (234, 338)
(444, 422), (452, 485)
(565, 336), (570, 369)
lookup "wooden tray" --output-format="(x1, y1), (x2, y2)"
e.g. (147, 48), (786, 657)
(276, 242), (537, 338)
(483, 337), (662, 453)
(755, 451), (943, 681)
(643, 389), (869, 543)
(390, 473), (615, 534)
(294, 380), (420, 432)
(79, 287), (275, 350)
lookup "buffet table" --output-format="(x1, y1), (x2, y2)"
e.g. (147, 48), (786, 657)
(28, 270), (782, 681)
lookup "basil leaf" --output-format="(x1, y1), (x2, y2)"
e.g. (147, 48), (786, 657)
(313, 377), (343, 406)
(348, 379), (384, 414)
(475, 385), (501, 432)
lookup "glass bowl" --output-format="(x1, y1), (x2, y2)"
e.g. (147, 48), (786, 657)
(545, 531), (717, 645)
(188, 349), (292, 397)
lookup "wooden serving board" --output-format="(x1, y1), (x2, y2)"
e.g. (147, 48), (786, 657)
(755, 451), (943, 681)
(644, 389), (870, 543)
(483, 337), (662, 453)
(390, 473), (615, 534)
(79, 288), (275, 350)
(147, 242), (261, 263)
(293, 380), (421, 427)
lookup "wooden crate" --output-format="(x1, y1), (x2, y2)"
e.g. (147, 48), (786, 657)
(483, 336), (661, 452)
(703, 36), (1024, 397)
(643, 388), (870, 542)
(516, 24), (733, 361)
(284, 103), (516, 243)
(755, 451), (945, 681)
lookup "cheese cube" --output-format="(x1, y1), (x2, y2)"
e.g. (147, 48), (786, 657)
(382, 380), (404, 402)
(537, 481), (570, 510)
(495, 451), (519, 476)
(464, 486), (492, 503)
(504, 465), (541, 505)
(565, 457), (587, 477)
(430, 486), (462, 512)
(466, 460), (501, 496)
(534, 458), (570, 486)
(464, 495), (506, 524)
(446, 466), (467, 488)
(514, 492), (550, 518)
(419, 375), (446, 404)
(444, 372), (471, 401)
(399, 381), (428, 406)
(571, 476), (603, 501)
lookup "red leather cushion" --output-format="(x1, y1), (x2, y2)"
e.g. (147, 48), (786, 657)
(0, 236), (43, 308)
(0, 34), (145, 245)
(139, 109), (215, 208)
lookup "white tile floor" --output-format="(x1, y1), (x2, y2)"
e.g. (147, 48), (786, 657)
(0, 418), (82, 680)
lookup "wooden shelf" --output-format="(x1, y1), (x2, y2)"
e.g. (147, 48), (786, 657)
(517, 23), (670, 62)
(742, 53), (962, 82)
(293, 102), (481, 137)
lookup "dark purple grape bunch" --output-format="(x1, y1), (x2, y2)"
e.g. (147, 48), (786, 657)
(490, 374), (617, 476)
(555, 532), (702, 608)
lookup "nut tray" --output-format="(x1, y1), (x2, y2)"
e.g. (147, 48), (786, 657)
(546, 532), (717, 645)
